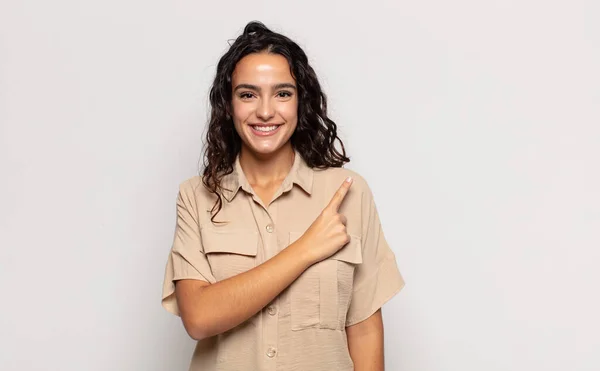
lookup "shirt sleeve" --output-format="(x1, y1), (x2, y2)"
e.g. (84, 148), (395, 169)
(161, 180), (216, 316)
(345, 187), (405, 326)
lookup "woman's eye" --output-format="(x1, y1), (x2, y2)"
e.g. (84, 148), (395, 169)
(239, 92), (254, 99)
(277, 91), (293, 98)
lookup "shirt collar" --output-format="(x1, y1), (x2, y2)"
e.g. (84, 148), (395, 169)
(221, 149), (314, 202)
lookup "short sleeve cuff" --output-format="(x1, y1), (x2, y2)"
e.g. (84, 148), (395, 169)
(345, 256), (405, 326)
(161, 251), (213, 316)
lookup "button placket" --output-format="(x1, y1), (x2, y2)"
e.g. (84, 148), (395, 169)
(262, 204), (279, 368)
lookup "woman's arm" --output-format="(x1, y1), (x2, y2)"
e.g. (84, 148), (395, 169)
(346, 309), (385, 371)
(175, 244), (311, 340)
(176, 242), (310, 340)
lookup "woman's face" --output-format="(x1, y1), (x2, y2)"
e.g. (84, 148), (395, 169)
(230, 52), (298, 157)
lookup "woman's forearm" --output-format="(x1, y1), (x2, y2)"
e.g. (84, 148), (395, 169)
(175, 241), (312, 340)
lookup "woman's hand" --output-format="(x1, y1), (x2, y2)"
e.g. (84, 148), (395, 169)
(294, 176), (353, 265)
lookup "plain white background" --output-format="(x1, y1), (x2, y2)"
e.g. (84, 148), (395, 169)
(1, 0), (598, 370)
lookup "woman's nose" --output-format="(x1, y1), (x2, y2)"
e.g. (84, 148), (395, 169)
(256, 98), (275, 120)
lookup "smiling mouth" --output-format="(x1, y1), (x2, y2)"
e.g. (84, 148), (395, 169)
(250, 124), (282, 133)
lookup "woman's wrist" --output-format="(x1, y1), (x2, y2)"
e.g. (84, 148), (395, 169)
(286, 238), (316, 270)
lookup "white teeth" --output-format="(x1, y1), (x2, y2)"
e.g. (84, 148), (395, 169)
(253, 125), (278, 132)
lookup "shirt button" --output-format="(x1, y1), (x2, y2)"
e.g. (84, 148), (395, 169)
(266, 347), (277, 358)
(265, 224), (274, 233)
(267, 306), (277, 316)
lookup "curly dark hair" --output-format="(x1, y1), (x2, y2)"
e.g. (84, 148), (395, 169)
(202, 20), (350, 223)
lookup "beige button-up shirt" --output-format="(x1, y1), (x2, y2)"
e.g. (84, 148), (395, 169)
(162, 150), (405, 371)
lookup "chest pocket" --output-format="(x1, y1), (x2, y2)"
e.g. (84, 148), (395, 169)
(288, 232), (363, 331)
(202, 230), (259, 282)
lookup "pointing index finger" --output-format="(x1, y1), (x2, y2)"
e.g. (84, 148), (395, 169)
(328, 176), (353, 212)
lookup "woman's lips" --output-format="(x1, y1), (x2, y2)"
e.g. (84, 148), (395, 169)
(249, 124), (282, 137)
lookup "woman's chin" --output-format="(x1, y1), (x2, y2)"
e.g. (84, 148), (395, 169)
(243, 140), (289, 157)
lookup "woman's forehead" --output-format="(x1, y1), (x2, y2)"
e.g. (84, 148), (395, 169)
(232, 53), (294, 85)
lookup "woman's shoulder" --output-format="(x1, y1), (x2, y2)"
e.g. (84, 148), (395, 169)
(176, 175), (211, 199)
(314, 166), (374, 198)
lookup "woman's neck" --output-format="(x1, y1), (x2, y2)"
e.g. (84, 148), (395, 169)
(238, 144), (295, 188)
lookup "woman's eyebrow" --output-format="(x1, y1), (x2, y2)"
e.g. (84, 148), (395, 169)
(233, 83), (297, 92)
(273, 83), (297, 90)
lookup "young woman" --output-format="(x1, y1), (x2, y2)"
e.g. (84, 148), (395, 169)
(161, 21), (405, 371)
